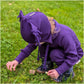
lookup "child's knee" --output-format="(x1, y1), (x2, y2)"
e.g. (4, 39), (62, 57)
(49, 49), (64, 62)
(49, 50), (56, 62)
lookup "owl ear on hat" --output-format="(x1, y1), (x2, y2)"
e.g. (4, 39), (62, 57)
(17, 10), (24, 21)
(29, 23), (42, 44)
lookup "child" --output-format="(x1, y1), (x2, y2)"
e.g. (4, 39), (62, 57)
(6, 10), (83, 82)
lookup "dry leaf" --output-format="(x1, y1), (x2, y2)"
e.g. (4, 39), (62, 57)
(29, 69), (36, 74)
(37, 8), (40, 11)
(20, 62), (22, 64)
(9, 3), (12, 5)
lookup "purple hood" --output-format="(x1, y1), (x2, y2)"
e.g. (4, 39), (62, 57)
(18, 10), (52, 44)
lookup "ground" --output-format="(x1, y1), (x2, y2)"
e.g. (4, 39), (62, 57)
(1, 0), (84, 83)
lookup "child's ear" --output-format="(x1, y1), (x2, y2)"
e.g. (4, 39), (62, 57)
(47, 16), (54, 21)
(50, 17), (54, 20)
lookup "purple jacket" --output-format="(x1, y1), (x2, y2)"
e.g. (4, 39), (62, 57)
(15, 19), (83, 75)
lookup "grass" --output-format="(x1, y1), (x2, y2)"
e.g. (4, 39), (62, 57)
(1, 0), (84, 83)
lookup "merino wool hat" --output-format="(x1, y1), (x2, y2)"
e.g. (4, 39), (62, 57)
(18, 10), (52, 44)
(17, 10), (53, 69)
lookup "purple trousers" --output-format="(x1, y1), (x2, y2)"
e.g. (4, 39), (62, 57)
(39, 43), (65, 66)
(49, 49), (65, 66)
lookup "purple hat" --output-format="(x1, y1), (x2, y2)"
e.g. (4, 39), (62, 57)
(18, 10), (52, 44)
(17, 10), (52, 69)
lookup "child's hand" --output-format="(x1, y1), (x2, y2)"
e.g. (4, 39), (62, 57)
(47, 69), (59, 79)
(6, 60), (19, 71)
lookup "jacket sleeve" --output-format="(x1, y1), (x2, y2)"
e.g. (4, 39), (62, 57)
(56, 35), (82, 75)
(14, 43), (37, 64)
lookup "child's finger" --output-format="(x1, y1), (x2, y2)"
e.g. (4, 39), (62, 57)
(6, 62), (10, 70)
(48, 70), (53, 73)
(9, 64), (13, 71)
(48, 72), (53, 75)
(49, 72), (54, 75)
(48, 70), (55, 76)
(48, 73), (54, 78)
(49, 73), (56, 78)
(6, 64), (10, 70)
(48, 72), (52, 75)
(13, 64), (17, 71)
